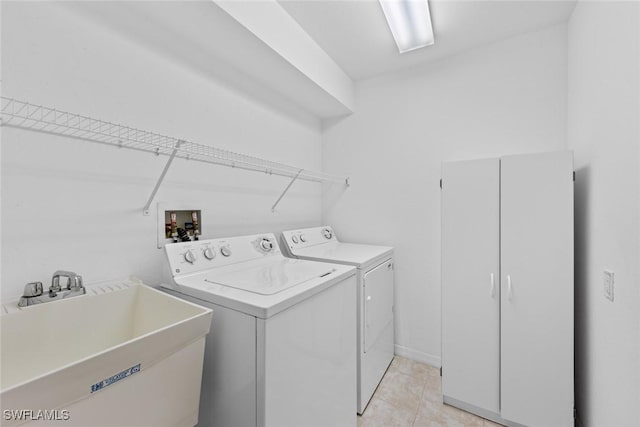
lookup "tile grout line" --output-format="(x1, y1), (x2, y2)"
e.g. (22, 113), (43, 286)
(410, 368), (430, 427)
(372, 363), (429, 425)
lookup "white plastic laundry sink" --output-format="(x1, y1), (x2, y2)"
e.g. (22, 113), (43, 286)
(0, 279), (212, 427)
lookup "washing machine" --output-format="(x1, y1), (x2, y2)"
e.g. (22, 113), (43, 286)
(280, 226), (394, 414)
(162, 233), (357, 427)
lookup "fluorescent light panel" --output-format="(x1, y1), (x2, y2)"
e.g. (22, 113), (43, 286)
(379, 0), (434, 53)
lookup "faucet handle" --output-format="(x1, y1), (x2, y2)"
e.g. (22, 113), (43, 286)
(18, 282), (44, 307)
(23, 282), (43, 297)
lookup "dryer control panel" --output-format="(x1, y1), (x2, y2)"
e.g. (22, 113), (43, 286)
(165, 233), (280, 276)
(282, 226), (338, 253)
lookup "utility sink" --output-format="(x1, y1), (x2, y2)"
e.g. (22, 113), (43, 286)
(1, 279), (212, 427)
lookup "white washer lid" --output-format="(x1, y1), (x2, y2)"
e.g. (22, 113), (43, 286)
(165, 259), (356, 318)
(204, 258), (335, 295)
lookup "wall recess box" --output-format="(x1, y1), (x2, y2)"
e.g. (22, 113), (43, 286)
(157, 203), (202, 249)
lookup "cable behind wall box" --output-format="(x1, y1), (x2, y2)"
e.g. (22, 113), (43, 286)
(0, 97), (350, 215)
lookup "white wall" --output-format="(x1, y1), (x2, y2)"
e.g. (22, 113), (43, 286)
(323, 24), (569, 365)
(1, 2), (324, 298)
(568, 2), (640, 426)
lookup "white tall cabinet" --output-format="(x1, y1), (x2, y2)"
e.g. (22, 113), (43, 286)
(441, 151), (574, 427)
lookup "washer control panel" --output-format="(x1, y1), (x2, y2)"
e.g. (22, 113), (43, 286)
(165, 233), (280, 276)
(282, 226), (337, 252)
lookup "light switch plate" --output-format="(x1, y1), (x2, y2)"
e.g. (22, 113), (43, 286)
(603, 270), (614, 302)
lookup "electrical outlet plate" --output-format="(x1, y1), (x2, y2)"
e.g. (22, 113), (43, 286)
(603, 270), (614, 302)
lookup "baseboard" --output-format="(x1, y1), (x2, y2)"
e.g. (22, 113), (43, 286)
(394, 344), (441, 368)
(443, 395), (507, 426)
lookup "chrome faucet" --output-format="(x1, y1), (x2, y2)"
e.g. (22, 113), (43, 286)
(18, 270), (86, 307)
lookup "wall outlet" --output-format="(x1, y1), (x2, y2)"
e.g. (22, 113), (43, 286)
(603, 270), (614, 302)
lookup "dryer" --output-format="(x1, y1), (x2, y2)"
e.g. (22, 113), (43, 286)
(281, 226), (394, 414)
(162, 233), (357, 427)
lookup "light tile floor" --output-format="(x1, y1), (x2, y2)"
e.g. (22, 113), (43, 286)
(357, 356), (502, 427)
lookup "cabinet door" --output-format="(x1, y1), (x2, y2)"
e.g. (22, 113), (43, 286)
(500, 151), (574, 426)
(441, 158), (500, 414)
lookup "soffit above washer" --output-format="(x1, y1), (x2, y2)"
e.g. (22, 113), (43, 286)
(279, 0), (577, 81)
(64, 1), (354, 120)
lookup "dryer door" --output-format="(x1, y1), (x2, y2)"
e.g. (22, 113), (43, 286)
(363, 260), (394, 353)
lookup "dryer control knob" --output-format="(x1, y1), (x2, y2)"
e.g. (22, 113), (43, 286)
(291, 235), (299, 244)
(260, 239), (274, 252)
(184, 250), (197, 264)
(299, 234), (307, 243)
(203, 247), (215, 260)
(220, 246), (232, 257)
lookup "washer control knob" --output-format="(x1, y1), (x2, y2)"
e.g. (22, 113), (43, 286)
(291, 235), (299, 244)
(322, 228), (333, 239)
(299, 234), (307, 243)
(220, 246), (232, 257)
(184, 250), (197, 264)
(260, 238), (274, 252)
(203, 247), (215, 260)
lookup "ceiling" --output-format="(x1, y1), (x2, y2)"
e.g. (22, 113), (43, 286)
(64, 1), (578, 120)
(279, 0), (577, 81)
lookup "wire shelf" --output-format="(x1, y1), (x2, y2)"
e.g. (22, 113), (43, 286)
(0, 97), (348, 184)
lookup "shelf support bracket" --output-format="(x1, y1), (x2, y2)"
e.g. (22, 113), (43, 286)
(142, 140), (182, 216)
(271, 169), (304, 213)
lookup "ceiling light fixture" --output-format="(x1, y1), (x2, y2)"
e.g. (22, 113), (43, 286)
(379, 0), (434, 53)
